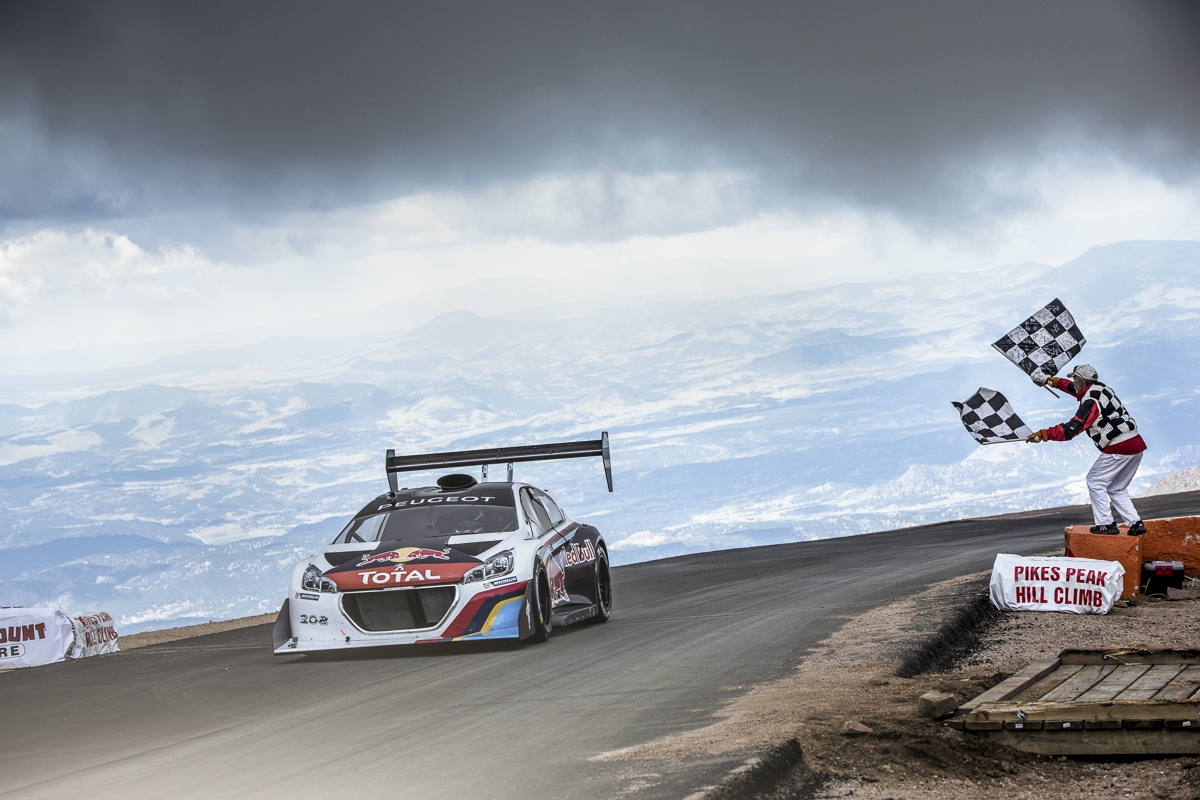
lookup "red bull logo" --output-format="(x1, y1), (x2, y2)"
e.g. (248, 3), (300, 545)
(357, 547), (451, 568)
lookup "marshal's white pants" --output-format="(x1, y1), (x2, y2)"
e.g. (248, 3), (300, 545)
(1086, 451), (1143, 526)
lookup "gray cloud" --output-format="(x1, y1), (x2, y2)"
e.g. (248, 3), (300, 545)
(1, 0), (1198, 231)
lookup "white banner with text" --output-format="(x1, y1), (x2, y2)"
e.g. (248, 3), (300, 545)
(989, 554), (1124, 614)
(0, 607), (75, 669)
(70, 611), (120, 658)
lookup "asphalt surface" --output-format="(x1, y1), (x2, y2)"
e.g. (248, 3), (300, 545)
(3, 492), (1198, 800)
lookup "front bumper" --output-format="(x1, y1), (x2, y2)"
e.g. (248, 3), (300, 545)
(273, 579), (529, 654)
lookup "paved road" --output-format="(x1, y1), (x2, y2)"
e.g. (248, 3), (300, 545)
(3, 492), (1198, 799)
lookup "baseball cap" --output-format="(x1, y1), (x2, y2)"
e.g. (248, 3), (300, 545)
(1067, 364), (1098, 382)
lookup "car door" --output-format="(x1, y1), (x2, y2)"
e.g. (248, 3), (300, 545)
(532, 488), (598, 607)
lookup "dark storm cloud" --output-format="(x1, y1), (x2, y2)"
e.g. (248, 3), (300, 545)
(1, 0), (1198, 228)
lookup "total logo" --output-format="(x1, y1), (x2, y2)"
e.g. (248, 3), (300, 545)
(358, 547), (451, 568)
(359, 568), (443, 585)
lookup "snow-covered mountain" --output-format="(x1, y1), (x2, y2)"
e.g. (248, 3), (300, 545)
(3, 240), (1198, 632)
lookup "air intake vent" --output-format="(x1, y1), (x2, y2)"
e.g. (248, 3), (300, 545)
(341, 587), (457, 632)
(437, 473), (478, 491)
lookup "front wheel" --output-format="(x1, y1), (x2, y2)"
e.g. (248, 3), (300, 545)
(592, 547), (612, 623)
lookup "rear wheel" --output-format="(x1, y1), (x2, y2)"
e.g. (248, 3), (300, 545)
(530, 563), (553, 642)
(592, 546), (612, 623)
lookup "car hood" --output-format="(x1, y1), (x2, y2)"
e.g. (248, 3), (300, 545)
(320, 535), (510, 590)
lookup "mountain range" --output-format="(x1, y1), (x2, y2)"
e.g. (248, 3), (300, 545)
(3, 240), (1198, 632)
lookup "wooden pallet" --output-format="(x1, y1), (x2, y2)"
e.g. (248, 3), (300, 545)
(946, 648), (1200, 755)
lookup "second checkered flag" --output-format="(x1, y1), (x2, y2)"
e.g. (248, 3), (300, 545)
(991, 298), (1086, 383)
(953, 388), (1034, 445)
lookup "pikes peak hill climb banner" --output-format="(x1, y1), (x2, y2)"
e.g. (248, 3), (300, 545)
(989, 554), (1124, 615)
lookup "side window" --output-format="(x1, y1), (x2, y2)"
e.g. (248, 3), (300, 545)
(534, 490), (565, 527)
(520, 488), (553, 534)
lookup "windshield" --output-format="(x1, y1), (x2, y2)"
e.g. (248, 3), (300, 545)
(332, 501), (519, 544)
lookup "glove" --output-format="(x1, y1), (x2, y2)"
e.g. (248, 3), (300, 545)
(1026, 429), (1048, 443)
(1034, 374), (1055, 387)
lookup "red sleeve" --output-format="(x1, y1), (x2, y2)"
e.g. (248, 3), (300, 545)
(1052, 377), (1082, 398)
(1047, 424), (1067, 441)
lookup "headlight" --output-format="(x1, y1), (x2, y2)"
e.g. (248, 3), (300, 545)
(302, 564), (338, 593)
(462, 550), (514, 584)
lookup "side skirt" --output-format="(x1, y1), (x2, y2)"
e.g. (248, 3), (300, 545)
(551, 603), (599, 627)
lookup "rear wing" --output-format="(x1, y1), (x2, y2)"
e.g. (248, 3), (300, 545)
(385, 432), (613, 494)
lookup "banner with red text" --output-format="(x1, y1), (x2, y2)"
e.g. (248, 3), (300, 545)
(989, 554), (1124, 614)
(70, 611), (120, 658)
(0, 607), (75, 669)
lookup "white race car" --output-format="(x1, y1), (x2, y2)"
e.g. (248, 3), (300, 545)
(273, 435), (613, 653)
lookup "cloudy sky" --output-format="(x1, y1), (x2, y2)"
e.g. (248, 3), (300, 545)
(1, 1), (1198, 372)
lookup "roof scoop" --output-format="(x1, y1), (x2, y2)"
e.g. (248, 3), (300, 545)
(437, 473), (478, 491)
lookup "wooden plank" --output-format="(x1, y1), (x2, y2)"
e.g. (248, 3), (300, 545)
(1165, 720), (1200, 730)
(964, 720), (1003, 731)
(1004, 720), (1043, 730)
(970, 698), (1200, 723)
(1017, 664), (1081, 703)
(1154, 665), (1200, 700)
(1077, 664), (1151, 702)
(1041, 664), (1113, 702)
(1059, 648), (1200, 665)
(979, 728), (1200, 756)
(1084, 720), (1122, 729)
(1115, 664), (1186, 700)
(1044, 720), (1085, 730)
(957, 658), (1061, 714)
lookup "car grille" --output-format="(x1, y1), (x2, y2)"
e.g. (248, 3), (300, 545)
(341, 587), (457, 632)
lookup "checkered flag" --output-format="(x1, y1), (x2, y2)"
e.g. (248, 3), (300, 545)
(991, 298), (1085, 382)
(953, 388), (1034, 445)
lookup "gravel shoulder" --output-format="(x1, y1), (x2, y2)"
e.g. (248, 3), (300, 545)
(597, 571), (1200, 800)
(116, 613), (277, 649)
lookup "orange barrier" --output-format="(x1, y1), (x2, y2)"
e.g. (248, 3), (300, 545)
(1140, 516), (1200, 579)
(1063, 514), (1200, 604)
(1062, 527), (1141, 603)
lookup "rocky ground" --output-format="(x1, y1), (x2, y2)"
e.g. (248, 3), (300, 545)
(594, 572), (1200, 799)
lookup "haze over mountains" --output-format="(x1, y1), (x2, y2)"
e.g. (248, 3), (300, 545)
(2, 240), (1198, 632)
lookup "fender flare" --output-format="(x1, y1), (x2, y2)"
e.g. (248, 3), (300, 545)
(517, 580), (536, 640)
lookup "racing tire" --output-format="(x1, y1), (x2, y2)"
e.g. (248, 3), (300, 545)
(592, 546), (612, 623)
(529, 563), (553, 643)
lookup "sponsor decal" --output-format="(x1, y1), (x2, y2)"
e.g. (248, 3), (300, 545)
(296, 592), (321, 601)
(359, 568), (443, 585)
(299, 615), (329, 625)
(547, 555), (570, 605)
(482, 576), (518, 589)
(544, 539), (598, 607)
(0, 643), (26, 659)
(561, 540), (596, 567)
(376, 495), (499, 511)
(0, 623), (47, 643)
(358, 547), (451, 568)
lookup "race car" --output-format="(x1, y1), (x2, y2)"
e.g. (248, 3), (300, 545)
(272, 434), (614, 653)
